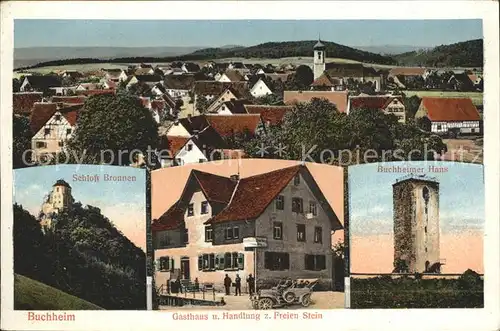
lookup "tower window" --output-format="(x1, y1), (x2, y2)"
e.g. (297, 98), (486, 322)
(422, 186), (430, 203)
(317, 52), (321, 60)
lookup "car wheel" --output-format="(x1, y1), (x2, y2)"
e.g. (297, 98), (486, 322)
(301, 294), (311, 307)
(283, 291), (296, 303)
(258, 298), (274, 310)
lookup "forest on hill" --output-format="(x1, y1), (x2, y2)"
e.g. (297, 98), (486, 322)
(393, 39), (483, 68)
(13, 202), (146, 310)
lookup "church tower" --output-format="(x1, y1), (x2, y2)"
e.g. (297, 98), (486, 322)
(393, 175), (441, 273)
(40, 179), (74, 232)
(313, 39), (326, 80)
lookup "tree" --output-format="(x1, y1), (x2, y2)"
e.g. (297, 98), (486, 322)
(195, 97), (210, 114)
(288, 65), (314, 90)
(253, 94), (284, 106)
(66, 94), (159, 166)
(13, 115), (32, 169)
(415, 116), (432, 132)
(13, 78), (21, 92)
(128, 82), (153, 98)
(404, 95), (422, 120)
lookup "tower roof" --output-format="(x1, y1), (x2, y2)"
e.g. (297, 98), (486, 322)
(53, 179), (71, 188)
(393, 174), (439, 186)
(314, 39), (326, 50)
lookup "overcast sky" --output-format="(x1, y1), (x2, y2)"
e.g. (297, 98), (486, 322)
(14, 19), (482, 48)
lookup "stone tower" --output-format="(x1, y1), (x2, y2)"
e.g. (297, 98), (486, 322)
(393, 175), (440, 273)
(313, 39), (326, 80)
(40, 179), (74, 231)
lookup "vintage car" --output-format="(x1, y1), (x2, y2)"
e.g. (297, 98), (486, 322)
(250, 278), (318, 309)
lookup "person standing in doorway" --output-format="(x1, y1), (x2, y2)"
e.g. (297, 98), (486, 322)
(235, 274), (242, 296)
(247, 274), (255, 295)
(224, 274), (232, 295)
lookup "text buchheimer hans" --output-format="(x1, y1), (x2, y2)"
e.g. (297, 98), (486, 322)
(72, 174), (137, 182)
(27, 312), (76, 321)
(377, 165), (448, 173)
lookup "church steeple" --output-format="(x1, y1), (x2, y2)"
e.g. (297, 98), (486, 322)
(313, 36), (326, 80)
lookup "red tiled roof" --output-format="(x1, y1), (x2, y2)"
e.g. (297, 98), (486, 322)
(59, 106), (80, 126)
(29, 103), (58, 133)
(51, 96), (87, 104)
(151, 99), (166, 112)
(244, 105), (293, 125)
(192, 170), (237, 204)
(205, 114), (261, 137)
(76, 89), (116, 96)
(152, 203), (185, 231)
(421, 97), (480, 122)
(389, 67), (427, 77)
(219, 99), (252, 114)
(207, 165), (301, 224)
(13, 92), (43, 115)
(160, 135), (191, 157)
(311, 72), (337, 87)
(284, 91), (348, 113)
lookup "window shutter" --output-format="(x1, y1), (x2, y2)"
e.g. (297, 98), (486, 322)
(283, 253), (290, 270)
(170, 258), (175, 271)
(155, 259), (161, 271)
(319, 255), (326, 270)
(304, 254), (309, 270)
(238, 253), (244, 270)
(198, 255), (203, 271)
(216, 253), (225, 270)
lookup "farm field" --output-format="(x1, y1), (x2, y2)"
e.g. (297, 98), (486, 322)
(16, 62), (130, 75)
(405, 90), (483, 106)
(441, 138), (483, 164)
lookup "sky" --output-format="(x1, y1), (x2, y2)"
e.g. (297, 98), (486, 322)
(14, 19), (482, 48)
(349, 161), (484, 274)
(13, 165), (147, 251)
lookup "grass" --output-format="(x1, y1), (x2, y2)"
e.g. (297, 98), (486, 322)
(14, 273), (103, 310)
(405, 90), (483, 106)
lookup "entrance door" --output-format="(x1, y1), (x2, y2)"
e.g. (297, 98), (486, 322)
(180, 257), (190, 280)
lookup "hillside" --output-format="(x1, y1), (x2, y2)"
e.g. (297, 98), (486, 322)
(393, 39), (483, 67)
(14, 274), (103, 310)
(189, 40), (396, 64)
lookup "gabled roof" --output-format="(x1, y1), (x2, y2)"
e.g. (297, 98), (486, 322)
(151, 202), (186, 231)
(179, 115), (210, 134)
(23, 75), (62, 90)
(230, 62), (246, 69)
(389, 67), (427, 77)
(161, 93), (177, 109)
(244, 105), (294, 125)
(51, 96), (87, 104)
(159, 135), (191, 157)
(314, 39), (326, 50)
(183, 62), (200, 72)
(193, 81), (249, 97)
(134, 67), (154, 75)
(163, 74), (196, 90)
(76, 89), (116, 96)
(218, 99), (253, 114)
(325, 63), (379, 78)
(13, 92), (43, 115)
(283, 90), (348, 113)
(310, 72), (342, 87)
(104, 69), (125, 79)
(420, 97), (480, 122)
(134, 75), (162, 83)
(205, 114), (261, 137)
(349, 96), (403, 110)
(191, 126), (227, 150)
(29, 103), (58, 133)
(265, 73), (292, 82)
(223, 70), (245, 82)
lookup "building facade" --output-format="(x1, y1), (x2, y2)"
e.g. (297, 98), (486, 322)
(152, 165), (343, 290)
(393, 175), (441, 273)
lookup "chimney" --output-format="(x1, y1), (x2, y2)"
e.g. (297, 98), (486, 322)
(230, 174), (240, 182)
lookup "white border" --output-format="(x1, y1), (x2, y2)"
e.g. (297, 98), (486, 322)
(1, 1), (499, 331)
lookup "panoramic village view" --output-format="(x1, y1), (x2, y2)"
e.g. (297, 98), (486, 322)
(11, 19), (484, 310)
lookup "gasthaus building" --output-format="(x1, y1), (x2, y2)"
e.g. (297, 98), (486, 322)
(152, 164), (343, 291)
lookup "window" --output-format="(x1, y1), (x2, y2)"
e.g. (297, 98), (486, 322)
(297, 224), (306, 242)
(35, 141), (46, 149)
(66, 128), (72, 135)
(292, 198), (303, 213)
(199, 159), (205, 163)
(209, 254), (215, 269)
(157, 231), (170, 248)
(187, 203), (194, 217)
(294, 174), (300, 186)
(225, 228), (233, 240)
(58, 141), (64, 147)
(317, 52), (321, 60)
(309, 201), (317, 216)
(44, 128), (51, 135)
(201, 201), (209, 214)
(187, 144), (193, 151)
(314, 226), (322, 243)
(275, 195), (284, 210)
(158, 256), (170, 271)
(424, 226), (427, 234)
(304, 254), (326, 271)
(55, 114), (61, 121)
(264, 252), (290, 270)
(224, 252), (232, 269)
(437, 124), (442, 130)
(225, 226), (239, 240)
(233, 227), (239, 239)
(273, 222), (283, 240)
(199, 253), (216, 271)
(183, 229), (189, 244)
(205, 226), (213, 242)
